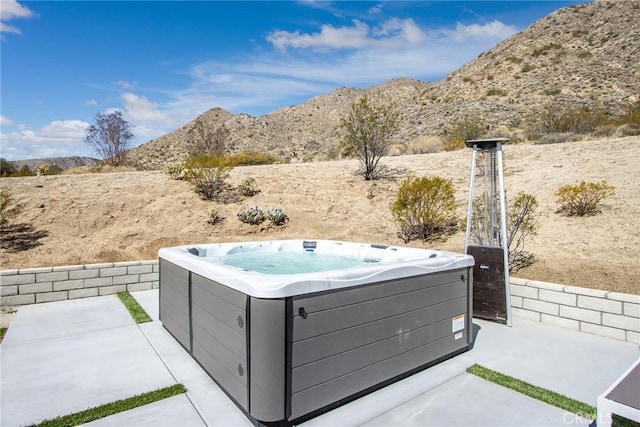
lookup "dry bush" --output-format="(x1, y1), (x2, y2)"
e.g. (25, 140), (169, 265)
(444, 116), (485, 151)
(390, 176), (458, 243)
(226, 151), (283, 166)
(238, 177), (260, 197)
(407, 136), (442, 154)
(184, 157), (233, 201)
(163, 162), (186, 180)
(0, 190), (22, 226)
(556, 180), (615, 216)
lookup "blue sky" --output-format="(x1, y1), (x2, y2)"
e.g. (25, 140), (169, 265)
(1, 0), (588, 161)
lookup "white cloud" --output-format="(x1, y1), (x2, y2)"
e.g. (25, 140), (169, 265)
(0, 119), (91, 160)
(121, 92), (169, 123)
(268, 20), (370, 51)
(267, 18), (428, 51)
(1, 114), (15, 126)
(0, 21), (21, 35)
(113, 80), (135, 90)
(447, 20), (517, 43)
(84, 99), (98, 107)
(0, 0), (33, 20)
(0, 0), (34, 37)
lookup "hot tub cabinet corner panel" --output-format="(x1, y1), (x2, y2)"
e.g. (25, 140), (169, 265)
(159, 256), (473, 426)
(159, 259), (191, 351)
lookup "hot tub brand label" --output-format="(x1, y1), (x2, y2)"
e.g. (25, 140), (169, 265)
(452, 314), (465, 333)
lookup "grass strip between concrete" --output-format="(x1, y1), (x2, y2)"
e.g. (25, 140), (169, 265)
(117, 291), (152, 323)
(31, 383), (187, 427)
(467, 364), (596, 419)
(467, 364), (640, 427)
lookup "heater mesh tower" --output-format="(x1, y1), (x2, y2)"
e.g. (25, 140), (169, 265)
(464, 138), (512, 326)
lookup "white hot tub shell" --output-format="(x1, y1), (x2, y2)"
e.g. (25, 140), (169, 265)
(158, 240), (474, 426)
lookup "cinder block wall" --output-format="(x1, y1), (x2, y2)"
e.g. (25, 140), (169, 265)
(510, 277), (639, 345)
(1, 262), (638, 344)
(0, 261), (159, 306)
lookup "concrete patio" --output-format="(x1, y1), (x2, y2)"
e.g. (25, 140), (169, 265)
(0, 290), (637, 427)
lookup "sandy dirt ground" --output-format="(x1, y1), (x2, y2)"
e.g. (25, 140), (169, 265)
(1, 136), (639, 295)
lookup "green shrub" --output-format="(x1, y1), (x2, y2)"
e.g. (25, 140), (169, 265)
(237, 205), (266, 225)
(536, 101), (610, 135)
(226, 151), (282, 166)
(267, 206), (289, 226)
(0, 190), (22, 226)
(238, 177), (260, 197)
(207, 208), (224, 226)
(390, 176), (458, 243)
(184, 157), (232, 201)
(0, 159), (16, 177)
(486, 88), (507, 97)
(163, 162), (185, 180)
(555, 180), (615, 216)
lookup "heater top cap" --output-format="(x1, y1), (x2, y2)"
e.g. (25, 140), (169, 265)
(464, 137), (510, 149)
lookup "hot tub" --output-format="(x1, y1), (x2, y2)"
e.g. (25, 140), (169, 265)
(159, 240), (474, 426)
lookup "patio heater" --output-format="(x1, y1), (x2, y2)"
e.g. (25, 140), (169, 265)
(464, 137), (512, 326)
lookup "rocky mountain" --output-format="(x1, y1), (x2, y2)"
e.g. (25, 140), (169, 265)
(9, 156), (99, 172)
(127, 0), (640, 170)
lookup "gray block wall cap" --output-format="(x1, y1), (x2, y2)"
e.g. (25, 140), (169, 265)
(465, 137), (510, 149)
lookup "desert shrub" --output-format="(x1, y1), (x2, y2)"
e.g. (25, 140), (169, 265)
(536, 133), (574, 144)
(521, 63), (535, 73)
(267, 206), (289, 226)
(507, 192), (540, 272)
(444, 116), (485, 151)
(184, 157), (232, 201)
(338, 95), (400, 180)
(532, 43), (562, 57)
(0, 159), (16, 177)
(555, 180), (615, 216)
(237, 205), (266, 225)
(188, 119), (229, 157)
(238, 177), (260, 196)
(207, 208), (224, 226)
(0, 190), (22, 226)
(163, 162), (186, 180)
(407, 136), (442, 154)
(390, 176), (458, 243)
(617, 100), (640, 131)
(486, 88), (507, 97)
(226, 151), (283, 166)
(536, 101), (610, 134)
(463, 192), (539, 273)
(442, 137), (465, 152)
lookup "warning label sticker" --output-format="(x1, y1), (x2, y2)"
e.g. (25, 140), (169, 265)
(452, 314), (465, 333)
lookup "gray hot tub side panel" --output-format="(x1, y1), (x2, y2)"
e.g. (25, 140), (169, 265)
(159, 259), (191, 351)
(248, 297), (287, 422)
(289, 267), (471, 419)
(191, 274), (249, 409)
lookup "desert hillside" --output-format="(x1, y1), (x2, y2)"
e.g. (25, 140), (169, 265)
(2, 136), (639, 295)
(126, 0), (640, 169)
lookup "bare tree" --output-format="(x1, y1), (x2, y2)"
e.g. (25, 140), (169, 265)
(84, 111), (133, 166)
(189, 119), (229, 157)
(339, 96), (399, 180)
